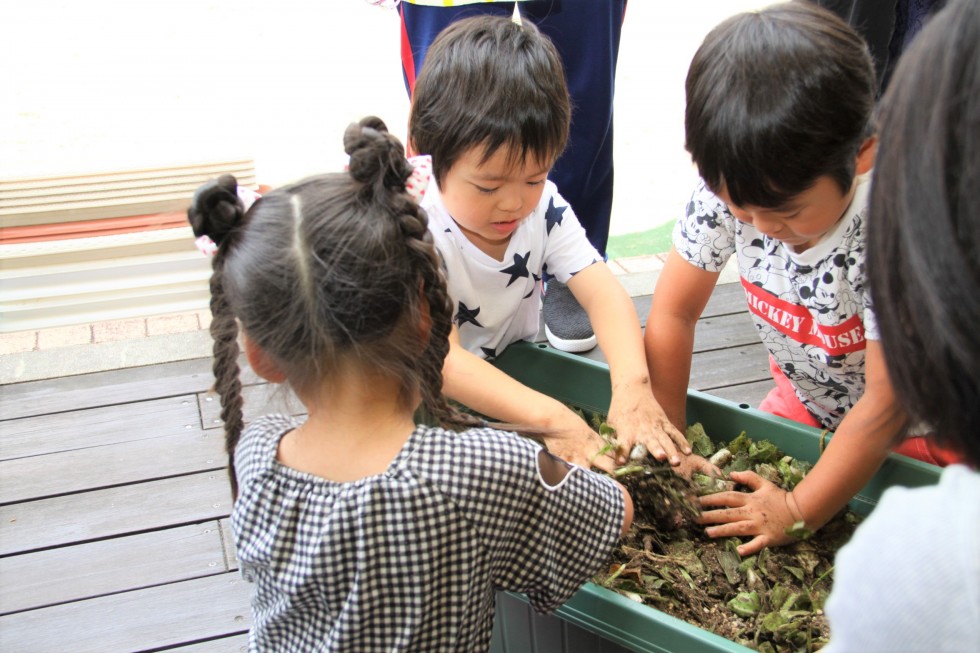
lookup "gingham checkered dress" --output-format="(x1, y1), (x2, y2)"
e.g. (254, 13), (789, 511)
(232, 414), (625, 652)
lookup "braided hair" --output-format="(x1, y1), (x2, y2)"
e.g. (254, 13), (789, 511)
(188, 116), (483, 498)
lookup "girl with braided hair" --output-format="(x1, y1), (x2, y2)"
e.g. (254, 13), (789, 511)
(188, 116), (632, 652)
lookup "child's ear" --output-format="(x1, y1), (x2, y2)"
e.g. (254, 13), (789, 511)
(242, 333), (287, 383)
(856, 136), (878, 175)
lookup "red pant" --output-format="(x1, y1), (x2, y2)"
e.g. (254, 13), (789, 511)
(759, 358), (961, 467)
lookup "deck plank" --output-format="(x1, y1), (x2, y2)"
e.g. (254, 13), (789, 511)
(692, 312), (758, 353)
(167, 634), (250, 652)
(702, 281), (749, 317)
(0, 521), (228, 615)
(198, 384), (305, 431)
(0, 358), (263, 421)
(1, 395), (202, 461)
(630, 280), (749, 326)
(629, 294), (759, 353)
(0, 574), (251, 653)
(689, 343), (771, 391)
(1, 429), (224, 503)
(0, 472), (232, 556)
(707, 379), (775, 410)
(0, 358), (215, 420)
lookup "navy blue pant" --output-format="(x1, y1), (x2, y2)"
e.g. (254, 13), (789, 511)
(399, 0), (627, 257)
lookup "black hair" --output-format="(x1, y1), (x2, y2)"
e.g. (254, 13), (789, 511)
(868, 0), (980, 463)
(685, 1), (876, 208)
(188, 117), (484, 497)
(409, 15), (570, 185)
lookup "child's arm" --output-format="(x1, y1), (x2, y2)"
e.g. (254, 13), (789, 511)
(644, 248), (721, 430)
(699, 340), (904, 555)
(569, 260), (702, 466)
(442, 326), (617, 471)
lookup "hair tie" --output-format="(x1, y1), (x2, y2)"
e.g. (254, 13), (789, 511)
(237, 186), (261, 212)
(405, 156), (432, 202)
(192, 185), (262, 257)
(195, 235), (219, 257)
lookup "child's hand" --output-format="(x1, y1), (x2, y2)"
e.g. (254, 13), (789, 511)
(542, 420), (619, 473)
(697, 470), (800, 556)
(544, 410), (617, 472)
(673, 452), (721, 480)
(606, 386), (692, 466)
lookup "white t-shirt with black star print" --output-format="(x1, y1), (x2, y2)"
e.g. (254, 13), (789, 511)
(674, 175), (879, 430)
(411, 156), (601, 359)
(232, 414), (625, 652)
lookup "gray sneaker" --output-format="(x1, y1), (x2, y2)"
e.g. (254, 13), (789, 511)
(543, 280), (597, 352)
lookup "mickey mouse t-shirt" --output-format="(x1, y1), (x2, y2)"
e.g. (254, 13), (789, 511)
(674, 175), (878, 430)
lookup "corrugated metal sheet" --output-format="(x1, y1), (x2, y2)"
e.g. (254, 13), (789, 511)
(1, 228), (212, 332)
(0, 160), (256, 227)
(0, 162), (254, 332)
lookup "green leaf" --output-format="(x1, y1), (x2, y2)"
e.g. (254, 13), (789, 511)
(761, 610), (788, 633)
(769, 584), (790, 610)
(717, 549), (742, 586)
(729, 451), (753, 472)
(779, 592), (801, 613)
(692, 472), (731, 495)
(749, 440), (779, 464)
(723, 431), (749, 455)
(755, 462), (782, 485)
(737, 555), (758, 574)
(784, 520), (814, 540)
(611, 465), (645, 478)
(776, 456), (806, 489)
(599, 422), (617, 439)
(784, 566), (806, 582)
(685, 422), (715, 457)
(728, 590), (761, 617)
(678, 567), (696, 588)
(590, 441), (618, 463)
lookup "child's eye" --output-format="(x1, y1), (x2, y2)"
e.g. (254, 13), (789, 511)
(527, 179), (546, 187)
(475, 185), (498, 194)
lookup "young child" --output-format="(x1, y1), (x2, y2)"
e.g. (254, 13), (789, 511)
(407, 15), (694, 471)
(824, 0), (979, 648)
(645, 1), (952, 556)
(395, 0), (627, 353)
(188, 118), (633, 651)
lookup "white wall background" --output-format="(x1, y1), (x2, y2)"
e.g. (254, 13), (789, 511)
(2, 0), (768, 236)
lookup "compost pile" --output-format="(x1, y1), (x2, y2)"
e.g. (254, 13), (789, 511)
(596, 422), (860, 653)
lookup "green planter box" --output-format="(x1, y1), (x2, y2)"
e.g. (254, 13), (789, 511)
(487, 342), (941, 653)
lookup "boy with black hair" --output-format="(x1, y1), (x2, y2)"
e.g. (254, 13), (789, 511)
(408, 15), (698, 472)
(646, 1), (954, 557)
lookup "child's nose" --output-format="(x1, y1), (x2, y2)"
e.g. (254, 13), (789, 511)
(497, 189), (524, 213)
(752, 214), (782, 237)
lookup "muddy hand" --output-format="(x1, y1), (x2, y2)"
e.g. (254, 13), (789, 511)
(606, 387), (692, 466)
(544, 426), (618, 473)
(697, 470), (799, 556)
(674, 452), (721, 480)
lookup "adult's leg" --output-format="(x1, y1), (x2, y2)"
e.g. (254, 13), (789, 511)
(814, 0), (898, 95)
(399, 2), (516, 96)
(520, 0), (627, 256)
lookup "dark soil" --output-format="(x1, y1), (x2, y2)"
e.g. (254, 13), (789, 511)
(594, 425), (860, 653)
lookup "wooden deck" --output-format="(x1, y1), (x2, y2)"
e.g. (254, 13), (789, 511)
(0, 282), (771, 652)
